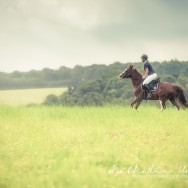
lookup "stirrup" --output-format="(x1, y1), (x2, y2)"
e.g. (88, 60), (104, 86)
(144, 91), (148, 99)
(147, 93), (152, 99)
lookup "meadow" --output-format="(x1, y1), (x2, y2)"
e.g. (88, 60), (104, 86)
(0, 88), (67, 106)
(0, 104), (188, 188)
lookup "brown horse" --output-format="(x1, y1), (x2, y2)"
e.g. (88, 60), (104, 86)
(118, 64), (188, 110)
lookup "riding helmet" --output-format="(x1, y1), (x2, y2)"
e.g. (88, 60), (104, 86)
(141, 54), (148, 60)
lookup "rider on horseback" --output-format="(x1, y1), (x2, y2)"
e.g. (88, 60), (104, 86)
(141, 54), (157, 99)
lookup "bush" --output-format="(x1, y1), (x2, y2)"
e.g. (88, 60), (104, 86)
(43, 94), (59, 105)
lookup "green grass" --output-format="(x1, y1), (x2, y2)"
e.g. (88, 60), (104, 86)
(0, 88), (67, 106)
(0, 105), (188, 188)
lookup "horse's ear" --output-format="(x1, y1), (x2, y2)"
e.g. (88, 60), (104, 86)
(129, 64), (133, 69)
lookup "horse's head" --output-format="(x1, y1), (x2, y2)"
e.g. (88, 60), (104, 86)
(118, 64), (135, 79)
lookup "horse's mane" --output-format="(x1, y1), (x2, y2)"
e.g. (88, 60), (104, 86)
(132, 67), (142, 79)
(128, 64), (142, 78)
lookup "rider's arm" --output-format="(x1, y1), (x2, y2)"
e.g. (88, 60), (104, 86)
(142, 68), (149, 79)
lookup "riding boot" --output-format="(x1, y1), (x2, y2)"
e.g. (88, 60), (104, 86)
(142, 85), (147, 99)
(144, 84), (152, 99)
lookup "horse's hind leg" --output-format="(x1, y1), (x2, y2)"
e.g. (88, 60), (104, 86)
(159, 98), (166, 111)
(169, 98), (180, 110)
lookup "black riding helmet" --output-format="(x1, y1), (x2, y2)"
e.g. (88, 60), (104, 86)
(141, 54), (148, 61)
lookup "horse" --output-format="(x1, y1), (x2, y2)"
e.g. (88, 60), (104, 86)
(118, 64), (188, 110)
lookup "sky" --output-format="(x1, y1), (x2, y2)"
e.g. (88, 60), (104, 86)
(0, 0), (188, 72)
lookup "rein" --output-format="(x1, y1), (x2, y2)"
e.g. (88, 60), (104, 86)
(131, 70), (143, 87)
(136, 78), (143, 87)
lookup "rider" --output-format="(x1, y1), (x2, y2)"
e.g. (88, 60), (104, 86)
(141, 54), (157, 98)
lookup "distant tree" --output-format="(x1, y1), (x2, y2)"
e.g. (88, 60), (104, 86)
(162, 75), (176, 83)
(77, 80), (102, 96)
(11, 71), (23, 78)
(177, 74), (188, 88)
(77, 92), (104, 106)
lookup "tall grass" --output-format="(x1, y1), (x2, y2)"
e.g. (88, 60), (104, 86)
(0, 105), (188, 188)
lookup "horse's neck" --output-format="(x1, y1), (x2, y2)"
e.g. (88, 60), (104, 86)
(131, 71), (143, 89)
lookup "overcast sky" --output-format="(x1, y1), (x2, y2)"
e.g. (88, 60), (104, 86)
(0, 0), (188, 72)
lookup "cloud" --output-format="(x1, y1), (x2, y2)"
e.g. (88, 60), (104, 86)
(0, 0), (188, 72)
(144, 38), (188, 62)
(58, 0), (135, 30)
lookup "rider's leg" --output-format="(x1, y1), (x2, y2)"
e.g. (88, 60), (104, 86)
(143, 73), (157, 98)
(142, 84), (148, 99)
(144, 84), (152, 98)
(143, 73), (157, 85)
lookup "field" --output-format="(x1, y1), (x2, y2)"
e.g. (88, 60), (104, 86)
(0, 104), (188, 188)
(0, 88), (67, 106)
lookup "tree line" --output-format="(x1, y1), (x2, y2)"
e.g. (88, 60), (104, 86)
(1, 60), (188, 89)
(0, 60), (188, 105)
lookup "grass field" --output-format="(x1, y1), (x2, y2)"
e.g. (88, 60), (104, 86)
(0, 88), (67, 106)
(0, 105), (188, 188)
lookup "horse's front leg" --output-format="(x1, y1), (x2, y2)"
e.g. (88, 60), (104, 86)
(131, 99), (136, 108)
(131, 98), (139, 108)
(135, 92), (144, 110)
(131, 92), (144, 109)
(135, 101), (142, 110)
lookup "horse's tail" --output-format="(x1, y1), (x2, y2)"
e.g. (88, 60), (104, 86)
(173, 85), (188, 108)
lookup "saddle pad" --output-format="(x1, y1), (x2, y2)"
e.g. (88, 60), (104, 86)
(141, 82), (160, 92)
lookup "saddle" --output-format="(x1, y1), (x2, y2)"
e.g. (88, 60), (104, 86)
(141, 78), (160, 92)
